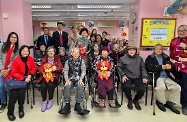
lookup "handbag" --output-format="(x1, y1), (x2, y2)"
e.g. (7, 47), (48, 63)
(6, 78), (28, 90)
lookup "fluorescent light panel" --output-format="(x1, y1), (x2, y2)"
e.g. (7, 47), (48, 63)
(32, 14), (59, 16)
(78, 13), (108, 16)
(77, 5), (123, 9)
(32, 5), (52, 9)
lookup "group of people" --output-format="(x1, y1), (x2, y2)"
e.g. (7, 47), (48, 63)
(0, 24), (187, 121)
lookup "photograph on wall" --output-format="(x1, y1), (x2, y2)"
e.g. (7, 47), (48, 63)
(140, 18), (176, 47)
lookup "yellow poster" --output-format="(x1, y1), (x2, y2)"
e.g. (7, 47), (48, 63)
(140, 18), (176, 47)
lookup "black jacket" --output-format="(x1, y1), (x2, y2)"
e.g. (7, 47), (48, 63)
(34, 50), (46, 59)
(145, 52), (175, 84)
(52, 31), (69, 53)
(36, 35), (53, 49)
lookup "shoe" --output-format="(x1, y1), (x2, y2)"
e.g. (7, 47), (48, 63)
(47, 101), (53, 110)
(133, 99), (141, 110)
(7, 115), (16, 121)
(98, 99), (105, 108)
(182, 107), (187, 115)
(127, 100), (133, 110)
(156, 100), (166, 112)
(109, 100), (116, 108)
(58, 103), (71, 115)
(165, 101), (180, 114)
(19, 111), (25, 118)
(74, 102), (89, 116)
(41, 103), (47, 112)
(0, 103), (7, 113)
(74, 102), (83, 114)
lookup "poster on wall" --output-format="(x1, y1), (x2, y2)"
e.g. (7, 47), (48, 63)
(140, 18), (176, 47)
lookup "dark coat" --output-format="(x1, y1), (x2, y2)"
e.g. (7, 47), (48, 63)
(36, 35), (53, 49)
(34, 50), (46, 59)
(145, 52), (175, 83)
(52, 31), (69, 53)
(109, 51), (124, 65)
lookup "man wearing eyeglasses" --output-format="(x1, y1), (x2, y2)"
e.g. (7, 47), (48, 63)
(170, 25), (187, 115)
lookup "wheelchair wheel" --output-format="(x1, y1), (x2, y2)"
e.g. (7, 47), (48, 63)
(83, 99), (87, 110)
(91, 96), (94, 108)
(59, 98), (63, 110)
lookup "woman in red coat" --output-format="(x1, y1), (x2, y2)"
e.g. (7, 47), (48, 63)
(37, 46), (63, 112)
(7, 45), (36, 121)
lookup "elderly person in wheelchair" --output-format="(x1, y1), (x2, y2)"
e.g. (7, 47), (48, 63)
(145, 44), (181, 114)
(92, 46), (119, 108)
(58, 48), (90, 116)
(117, 46), (148, 110)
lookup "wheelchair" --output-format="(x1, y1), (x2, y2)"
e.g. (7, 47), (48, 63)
(58, 73), (90, 116)
(31, 58), (59, 106)
(90, 67), (121, 108)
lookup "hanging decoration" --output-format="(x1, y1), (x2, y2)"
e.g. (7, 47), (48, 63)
(88, 21), (95, 28)
(121, 31), (127, 37)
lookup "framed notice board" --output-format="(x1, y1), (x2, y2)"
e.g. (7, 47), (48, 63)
(140, 18), (176, 47)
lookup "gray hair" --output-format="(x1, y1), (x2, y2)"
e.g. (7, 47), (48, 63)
(154, 44), (163, 49)
(47, 46), (56, 53)
(59, 47), (65, 52)
(113, 43), (120, 49)
(71, 47), (80, 53)
(112, 36), (117, 40)
(178, 25), (187, 29)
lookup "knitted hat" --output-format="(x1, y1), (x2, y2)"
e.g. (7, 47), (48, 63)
(127, 46), (137, 50)
(101, 46), (109, 53)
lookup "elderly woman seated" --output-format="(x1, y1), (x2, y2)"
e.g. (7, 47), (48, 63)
(117, 46), (148, 110)
(37, 46), (63, 112)
(58, 48), (89, 116)
(145, 44), (181, 114)
(92, 47), (117, 108)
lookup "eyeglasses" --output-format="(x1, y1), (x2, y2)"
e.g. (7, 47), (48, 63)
(177, 30), (187, 33)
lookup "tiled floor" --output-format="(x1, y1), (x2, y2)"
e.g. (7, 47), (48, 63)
(0, 88), (186, 122)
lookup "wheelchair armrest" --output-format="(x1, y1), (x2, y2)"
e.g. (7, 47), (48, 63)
(115, 67), (122, 83)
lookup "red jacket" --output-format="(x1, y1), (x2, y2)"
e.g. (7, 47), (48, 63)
(8, 56), (36, 81)
(37, 55), (63, 83)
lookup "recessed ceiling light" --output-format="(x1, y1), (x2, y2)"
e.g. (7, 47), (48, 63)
(77, 5), (123, 9)
(32, 5), (52, 9)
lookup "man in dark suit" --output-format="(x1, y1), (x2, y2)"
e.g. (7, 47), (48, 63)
(52, 22), (69, 54)
(36, 27), (53, 50)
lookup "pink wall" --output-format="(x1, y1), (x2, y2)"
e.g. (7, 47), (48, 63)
(33, 20), (129, 41)
(22, 0), (33, 47)
(1, 0), (24, 44)
(1, 0), (33, 47)
(0, 2), (3, 40)
(129, 0), (187, 60)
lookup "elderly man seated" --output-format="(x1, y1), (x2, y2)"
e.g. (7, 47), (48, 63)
(145, 44), (181, 114)
(92, 47), (118, 108)
(58, 48), (89, 116)
(117, 46), (148, 110)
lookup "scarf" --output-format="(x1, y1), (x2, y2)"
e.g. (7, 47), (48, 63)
(4, 45), (14, 69)
(81, 37), (87, 41)
(21, 56), (29, 76)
